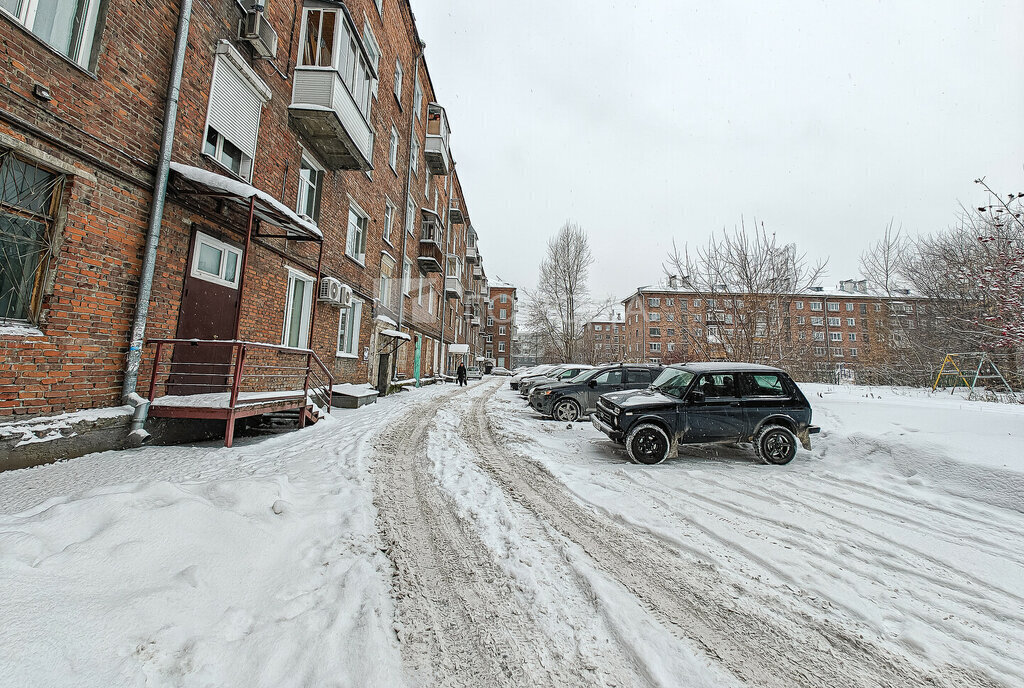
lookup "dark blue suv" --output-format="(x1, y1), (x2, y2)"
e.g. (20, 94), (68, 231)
(592, 362), (819, 465)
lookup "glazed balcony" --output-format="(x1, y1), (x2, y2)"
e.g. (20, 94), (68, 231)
(424, 103), (451, 175)
(465, 244), (478, 263)
(449, 197), (465, 224)
(418, 216), (444, 273)
(445, 276), (464, 300)
(290, 7), (376, 171)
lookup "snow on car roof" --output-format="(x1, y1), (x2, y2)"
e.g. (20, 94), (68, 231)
(673, 362), (784, 373)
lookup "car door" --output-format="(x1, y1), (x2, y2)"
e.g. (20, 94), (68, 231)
(738, 372), (796, 435)
(584, 368), (624, 413)
(624, 367), (656, 391)
(682, 372), (746, 442)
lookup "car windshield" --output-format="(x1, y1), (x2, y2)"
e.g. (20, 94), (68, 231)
(651, 368), (695, 398)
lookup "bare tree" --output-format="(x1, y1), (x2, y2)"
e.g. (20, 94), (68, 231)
(665, 219), (826, 371)
(525, 222), (606, 363)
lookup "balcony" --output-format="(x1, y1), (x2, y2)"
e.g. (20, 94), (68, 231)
(472, 264), (483, 278)
(424, 103), (451, 175)
(449, 197), (465, 224)
(445, 275), (464, 300)
(418, 217), (444, 273)
(465, 244), (478, 263)
(289, 9), (376, 171)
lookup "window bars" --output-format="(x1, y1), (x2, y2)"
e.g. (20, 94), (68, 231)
(0, 149), (65, 323)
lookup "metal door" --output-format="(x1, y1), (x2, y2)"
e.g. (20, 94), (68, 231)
(683, 373), (746, 441)
(168, 231), (242, 396)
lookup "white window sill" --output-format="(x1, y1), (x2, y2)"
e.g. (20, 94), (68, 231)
(336, 352), (359, 359)
(0, 322), (45, 337)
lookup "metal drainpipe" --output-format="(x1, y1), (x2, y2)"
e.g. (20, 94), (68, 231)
(122, 0), (194, 441)
(395, 47), (423, 358)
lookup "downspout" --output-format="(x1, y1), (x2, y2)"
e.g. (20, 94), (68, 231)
(395, 44), (424, 349)
(122, 0), (194, 444)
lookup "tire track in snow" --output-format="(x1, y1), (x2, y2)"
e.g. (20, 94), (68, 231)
(467, 384), (1005, 688)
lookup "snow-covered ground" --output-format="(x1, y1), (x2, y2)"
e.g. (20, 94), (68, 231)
(1, 378), (1022, 686)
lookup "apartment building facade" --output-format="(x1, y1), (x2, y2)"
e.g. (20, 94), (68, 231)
(582, 314), (626, 364)
(621, 278), (923, 382)
(0, 0), (491, 460)
(485, 281), (516, 369)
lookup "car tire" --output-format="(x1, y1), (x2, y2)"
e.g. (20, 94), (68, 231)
(551, 398), (581, 422)
(626, 423), (671, 465)
(754, 424), (798, 465)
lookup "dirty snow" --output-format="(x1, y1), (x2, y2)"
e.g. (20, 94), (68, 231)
(0, 405), (132, 447)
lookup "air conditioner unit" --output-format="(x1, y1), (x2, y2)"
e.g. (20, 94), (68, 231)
(318, 276), (342, 305)
(238, 8), (279, 59)
(337, 284), (353, 308)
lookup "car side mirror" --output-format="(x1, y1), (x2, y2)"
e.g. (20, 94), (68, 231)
(688, 390), (705, 404)
(588, 379), (597, 388)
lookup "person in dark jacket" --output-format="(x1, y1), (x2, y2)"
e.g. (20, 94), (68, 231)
(457, 362), (467, 386)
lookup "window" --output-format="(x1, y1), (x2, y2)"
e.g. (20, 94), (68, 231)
(831, 347), (843, 357)
(0, 151), (63, 322)
(427, 287), (435, 315)
(666, 298), (674, 306)
(795, 301), (804, 310)
(374, 0), (383, 16)
(498, 325), (506, 335)
(388, 126), (399, 171)
(860, 303), (867, 314)
(829, 332), (842, 342)
(362, 23), (381, 96)
(393, 59), (403, 101)
(693, 313), (701, 322)
(498, 341), (505, 352)
(649, 327), (660, 337)
(379, 254), (396, 310)
(814, 346), (826, 356)
(813, 332), (825, 341)
(383, 198), (395, 244)
(486, 316), (493, 327)
(810, 301), (823, 311)
(499, 309), (507, 319)
(410, 138), (419, 177)
(696, 373), (738, 398)
(666, 328), (675, 336)
(283, 270), (315, 348)
(402, 259), (412, 295)
(190, 232), (242, 289)
(296, 155), (323, 222)
(594, 325), (602, 332)
(798, 331), (806, 340)
(848, 332), (857, 341)
(1, 0), (103, 67)
(743, 374), (787, 397)
(796, 316), (805, 325)
(648, 297), (660, 307)
(649, 312), (660, 321)
(346, 204), (368, 263)
(811, 316), (824, 326)
(874, 303), (882, 312)
(667, 342), (675, 352)
(500, 294), (509, 304)
(827, 302), (840, 312)
(847, 317), (856, 327)
(827, 317), (841, 327)
(299, 9), (374, 119)
(693, 298), (701, 307)
(667, 314), (674, 322)
(413, 76), (423, 119)
(649, 342), (661, 352)
(204, 44), (270, 181)
(846, 303), (854, 312)
(337, 298), (363, 356)
(850, 347), (858, 357)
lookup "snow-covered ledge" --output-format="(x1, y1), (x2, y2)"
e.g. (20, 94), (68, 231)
(0, 322), (45, 338)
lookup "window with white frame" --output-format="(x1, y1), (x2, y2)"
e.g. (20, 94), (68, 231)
(388, 126), (399, 171)
(374, 0), (383, 16)
(379, 254), (396, 310)
(337, 298), (363, 356)
(403, 258), (412, 294)
(382, 198), (396, 245)
(410, 138), (419, 176)
(498, 325), (506, 335)
(796, 316), (805, 325)
(829, 331), (842, 342)
(813, 331), (825, 341)
(393, 59), (403, 101)
(204, 43), (270, 181)
(296, 154), (323, 222)
(648, 297), (660, 307)
(810, 301), (823, 311)
(498, 341), (505, 353)
(850, 347), (858, 357)
(362, 22), (381, 96)
(693, 298), (701, 307)
(405, 196), (415, 234)
(828, 317), (841, 326)
(649, 327), (660, 337)
(811, 316), (824, 326)
(189, 232), (242, 289)
(427, 287), (435, 314)
(846, 302), (854, 311)
(499, 308), (507, 319)
(666, 298), (674, 306)
(649, 312), (660, 321)
(795, 300), (804, 310)
(346, 204), (368, 263)
(299, 8), (374, 120)
(848, 332), (857, 341)
(1, 0), (104, 67)
(827, 302), (840, 312)
(283, 269), (314, 348)
(486, 316), (493, 327)
(847, 317), (856, 326)
(831, 347), (843, 357)
(814, 346), (826, 356)
(650, 342), (661, 352)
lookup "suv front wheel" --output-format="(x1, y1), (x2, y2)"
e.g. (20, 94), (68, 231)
(552, 398), (582, 422)
(626, 423), (671, 465)
(754, 424), (798, 465)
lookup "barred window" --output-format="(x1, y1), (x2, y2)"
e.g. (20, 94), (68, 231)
(1, 150), (64, 323)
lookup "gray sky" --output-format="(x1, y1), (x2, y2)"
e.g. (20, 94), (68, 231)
(412, 0), (1024, 302)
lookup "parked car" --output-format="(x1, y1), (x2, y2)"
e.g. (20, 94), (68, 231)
(466, 365), (483, 380)
(592, 362), (820, 466)
(531, 364), (663, 421)
(519, 365), (593, 397)
(510, 364), (556, 390)
(491, 366), (512, 376)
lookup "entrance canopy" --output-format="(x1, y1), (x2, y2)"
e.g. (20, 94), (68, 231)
(449, 344), (469, 354)
(169, 163), (323, 241)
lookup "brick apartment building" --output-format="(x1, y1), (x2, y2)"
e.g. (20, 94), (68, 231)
(582, 312), (626, 364)
(0, 0), (493, 462)
(622, 277), (923, 382)
(484, 281), (516, 369)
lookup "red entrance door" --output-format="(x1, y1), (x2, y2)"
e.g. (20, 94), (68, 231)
(167, 231), (243, 396)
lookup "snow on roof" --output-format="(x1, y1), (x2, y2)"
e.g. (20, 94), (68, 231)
(489, 277), (515, 289)
(621, 280), (924, 302)
(375, 314), (398, 327)
(380, 329), (411, 341)
(170, 163), (323, 239)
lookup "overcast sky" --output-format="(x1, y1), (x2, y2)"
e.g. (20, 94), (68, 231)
(412, 0), (1024, 303)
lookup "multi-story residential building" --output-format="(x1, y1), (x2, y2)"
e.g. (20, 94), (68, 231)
(621, 277), (923, 382)
(485, 281), (516, 369)
(582, 312), (626, 364)
(0, 0), (493, 464)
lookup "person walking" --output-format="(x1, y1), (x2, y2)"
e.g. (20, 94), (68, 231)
(457, 362), (467, 387)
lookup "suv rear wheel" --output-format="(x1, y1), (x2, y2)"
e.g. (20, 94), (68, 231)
(626, 423), (671, 465)
(754, 424), (798, 465)
(552, 398), (581, 422)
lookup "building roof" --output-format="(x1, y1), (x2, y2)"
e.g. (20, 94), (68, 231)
(621, 279), (923, 303)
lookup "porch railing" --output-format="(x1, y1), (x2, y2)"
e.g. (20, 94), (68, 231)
(145, 338), (334, 423)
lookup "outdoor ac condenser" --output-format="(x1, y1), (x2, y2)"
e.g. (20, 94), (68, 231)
(318, 276), (342, 305)
(238, 8), (279, 59)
